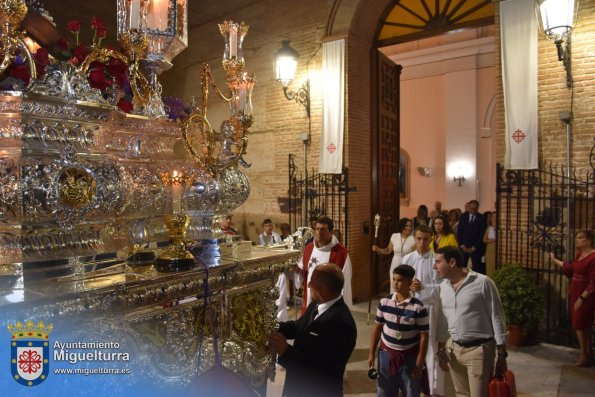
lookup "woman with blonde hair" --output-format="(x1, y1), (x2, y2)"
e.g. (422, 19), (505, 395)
(429, 214), (458, 253)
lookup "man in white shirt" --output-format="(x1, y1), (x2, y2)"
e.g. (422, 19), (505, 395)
(402, 225), (444, 396)
(434, 246), (507, 397)
(258, 218), (282, 246)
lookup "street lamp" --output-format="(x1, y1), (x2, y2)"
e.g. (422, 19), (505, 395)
(275, 40), (311, 225)
(275, 40), (310, 118)
(536, 0), (579, 88)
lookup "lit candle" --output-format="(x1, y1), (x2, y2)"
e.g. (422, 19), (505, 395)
(171, 171), (182, 213)
(147, 0), (168, 31)
(130, 0), (141, 29)
(229, 25), (238, 59)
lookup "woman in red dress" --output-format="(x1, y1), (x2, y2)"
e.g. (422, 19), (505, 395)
(550, 230), (595, 366)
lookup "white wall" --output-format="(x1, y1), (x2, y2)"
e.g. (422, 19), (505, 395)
(382, 30), (497, 216)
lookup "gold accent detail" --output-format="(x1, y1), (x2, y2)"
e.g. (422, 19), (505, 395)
(0, 0), (37, 83)
(157, 214), (194, 262)
(181, 21), (254, 175)
(118, 30), (152, 107)
(78, 33), (153, 109)
(160, 170), (194, 186)
(58, 167), (97, 208)
(8, 320), (53, 340)
(0, 0), (27, 25)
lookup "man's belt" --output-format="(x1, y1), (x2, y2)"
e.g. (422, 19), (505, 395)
(452, 337), (494, 348)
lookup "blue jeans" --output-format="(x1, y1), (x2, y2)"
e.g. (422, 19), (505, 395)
(377, 348), (421, 397)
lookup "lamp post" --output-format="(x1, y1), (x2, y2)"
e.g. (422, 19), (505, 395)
(536, 0), (578, 88)
(275, 40), (311, 225)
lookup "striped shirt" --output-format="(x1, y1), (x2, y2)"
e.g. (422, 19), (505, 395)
(376, 294), (429, 351)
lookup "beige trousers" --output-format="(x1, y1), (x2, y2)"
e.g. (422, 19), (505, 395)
(445, 338), (495, 397)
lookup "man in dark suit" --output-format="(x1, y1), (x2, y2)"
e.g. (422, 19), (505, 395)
(456, 199), (487, 274)
(268, 263), (357, 397)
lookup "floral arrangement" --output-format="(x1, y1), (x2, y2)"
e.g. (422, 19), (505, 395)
(0, 17), (133, 113)
(59, 17), (133, 113)
(0, 17), (193, 120)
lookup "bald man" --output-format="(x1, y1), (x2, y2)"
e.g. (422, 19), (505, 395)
(269, 263), (357, 397)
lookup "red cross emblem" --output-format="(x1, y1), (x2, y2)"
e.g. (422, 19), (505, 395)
(512, 129), (526, 143)
(327, 143), (337, 153)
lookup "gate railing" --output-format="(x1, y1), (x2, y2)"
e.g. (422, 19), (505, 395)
(496, 161), (594, 345)
(288, 154), (350, 245)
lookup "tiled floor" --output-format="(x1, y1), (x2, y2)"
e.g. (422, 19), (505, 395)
(267, 299), (595, 397)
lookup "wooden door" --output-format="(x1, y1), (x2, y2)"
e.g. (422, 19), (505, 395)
(371, 50), (402, 296)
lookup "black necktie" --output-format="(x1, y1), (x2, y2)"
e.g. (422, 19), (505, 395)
(470, 215), (475, 223)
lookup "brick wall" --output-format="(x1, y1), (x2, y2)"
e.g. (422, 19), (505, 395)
(494, 1), (594, 269)
(161, 0), (329, 242)
(160, 0), (593, 302)
(495, 0), (595, 172)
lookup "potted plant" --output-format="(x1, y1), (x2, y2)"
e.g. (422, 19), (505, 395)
(492, 263), (545, 346)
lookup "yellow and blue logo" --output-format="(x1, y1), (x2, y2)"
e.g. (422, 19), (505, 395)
(8, 320), (52, 386)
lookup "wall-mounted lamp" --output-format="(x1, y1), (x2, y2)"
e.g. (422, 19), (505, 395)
(274, 40), (312, 225)
(274, 40), (311, 118)
(453, 175), (466, 187)
(447, 161), (473, 188)
(536, 0), (578, 88)
(417, 167), (432, 177)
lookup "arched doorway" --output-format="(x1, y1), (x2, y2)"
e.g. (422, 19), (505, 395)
(327, 0), (496, 299)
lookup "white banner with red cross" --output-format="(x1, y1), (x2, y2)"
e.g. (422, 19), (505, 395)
(501, 0), (538, 170)
(320, 39), (345, 174)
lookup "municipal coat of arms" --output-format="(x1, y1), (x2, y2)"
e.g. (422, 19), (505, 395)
(8, 320), (53, 386)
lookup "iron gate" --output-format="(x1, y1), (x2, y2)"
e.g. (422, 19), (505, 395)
(288, 154), (350, 245)
(496, 159), (594, 345)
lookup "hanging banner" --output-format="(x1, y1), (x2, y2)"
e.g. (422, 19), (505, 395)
(501, 0), (538, 169)
(320, 39), (345, 174)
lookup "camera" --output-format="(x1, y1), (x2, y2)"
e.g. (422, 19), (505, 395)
(368, 367), (379, 380)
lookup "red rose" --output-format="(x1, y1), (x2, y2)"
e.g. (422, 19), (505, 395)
(9, 64), (30, 85)
(88, 67), (112, 91)
(67, 20), (80, 33)
(56, 37), (69, 51)
(107, 58), (128, 87)
(117, 99), (133, 113)
(90, 17), (105, 31)
(34, 48), (49, 66)
(34, 48), (50, 78)
(72, 44), (89, 64)
(96, 27), (107, 39)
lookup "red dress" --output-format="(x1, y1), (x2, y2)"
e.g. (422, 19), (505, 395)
(562, 251), (595, 330)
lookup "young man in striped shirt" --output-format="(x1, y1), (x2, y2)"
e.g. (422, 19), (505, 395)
(368, 264), (429, 397)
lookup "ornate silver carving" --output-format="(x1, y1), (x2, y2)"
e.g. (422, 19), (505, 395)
(29, 62), (107, 103)
(0, 155), (19, 223)
(216, 167), (250, 214)
(19, 99), (110, 122)
(22, 120), (98, 149)
(20, 146), (126, 225)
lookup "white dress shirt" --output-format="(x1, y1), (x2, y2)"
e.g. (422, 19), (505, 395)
(402, 249), (440, 305)
(437, 271), (507, 345)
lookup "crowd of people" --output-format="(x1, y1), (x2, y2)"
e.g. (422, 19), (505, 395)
(221, 206), (593, 397)
(375, 200), (496, 279)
